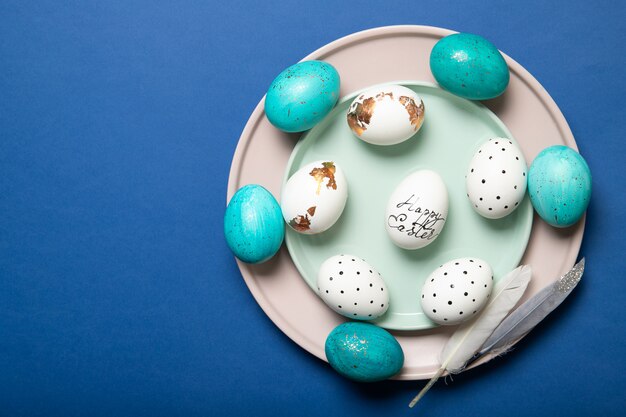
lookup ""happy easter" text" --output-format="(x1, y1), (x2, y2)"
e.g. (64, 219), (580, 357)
(387, 194), (446, 241)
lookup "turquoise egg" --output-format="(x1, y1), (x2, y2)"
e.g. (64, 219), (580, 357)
(224, 184), (285, 264)
(528, 145), (592, 228)
(265, 60), (340, 132)
(325, 322), (404, 382)
(430, 33), (510, 100)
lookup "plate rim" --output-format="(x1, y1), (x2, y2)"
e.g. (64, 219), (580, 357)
(226, 24), (584, 380)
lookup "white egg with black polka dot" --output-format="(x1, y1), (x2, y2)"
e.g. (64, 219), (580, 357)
(466, 138), (528, 219)
(420, 257), (493, 326)
(317, 254), (389, 320)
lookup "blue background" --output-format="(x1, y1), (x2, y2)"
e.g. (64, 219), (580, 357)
(1, 1), (624, 416)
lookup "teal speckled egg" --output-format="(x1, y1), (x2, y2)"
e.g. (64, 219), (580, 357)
(224, 184), (284, 264)
(430, 33), (510, 100)
(528, 146), (592, 228)
(325, 322), (404, 382)
(265, 60), (340, 132)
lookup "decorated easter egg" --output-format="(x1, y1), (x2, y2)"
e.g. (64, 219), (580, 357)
(346, 84), (425, 146)
(317, 254), (389, 320)
(430, 33), (510, 100)
(265, 61), (340, 132)
(224, 184), (284, 264)
(528, 145), (592, 227)
(281, 160), (348, 234)
(325, 322), (404, 382)
(466, 138), (528, 219)
(420, 257), (494, 325)
(385, 170), (448, 250)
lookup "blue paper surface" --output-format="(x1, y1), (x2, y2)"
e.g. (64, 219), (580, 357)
(1, 1), (624, 416)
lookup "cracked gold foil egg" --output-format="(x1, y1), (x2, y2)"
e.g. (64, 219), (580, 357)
(347, 84), (425, 146)
(281, 160), (348, 235)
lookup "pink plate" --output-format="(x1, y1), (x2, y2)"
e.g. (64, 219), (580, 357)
(226, 25), (584, 380)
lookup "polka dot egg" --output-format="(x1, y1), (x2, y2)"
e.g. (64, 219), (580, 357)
(466, 138), (528, 219)
(420, 257), (493, 325)
(317, 254), (389, 320)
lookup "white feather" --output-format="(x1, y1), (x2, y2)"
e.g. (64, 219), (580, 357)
(476, 259), (584, 359)
(441, 265), (532, 373)
(409, 265), (532, 408)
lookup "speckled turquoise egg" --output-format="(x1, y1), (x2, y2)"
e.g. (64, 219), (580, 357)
(325, 322), (404, 382)
(430, 33), (510, 100)
(224, 184), (284, 264)
(528, 145), (592, 228)
(265, 60), (340, 132)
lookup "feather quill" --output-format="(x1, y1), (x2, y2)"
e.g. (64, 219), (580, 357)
(473, 258), (584, 361)
(408, 265), (532, 408)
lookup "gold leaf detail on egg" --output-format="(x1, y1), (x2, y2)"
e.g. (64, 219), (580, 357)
(399, 96), (425, 131)
(289, 213), (311, 231)
(375, 91), (394, 101)
(309, 162), (337, 195)
(347, 97), (376, 136)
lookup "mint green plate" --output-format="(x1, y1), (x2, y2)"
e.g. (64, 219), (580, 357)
(283, 81), (533, 330)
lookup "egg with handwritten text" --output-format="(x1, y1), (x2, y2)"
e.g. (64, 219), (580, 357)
(420, 257), (494, 325)
(317, 254), (389, 320)
(385, 170), (448, 250)
(347, 84), (425, 146)
(466, 138), (528, 219)
(281, 160), (348, 234)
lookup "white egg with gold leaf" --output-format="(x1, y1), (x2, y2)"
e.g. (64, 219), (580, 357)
(347, 84), (425, 146)
(281, 160), (348, 234)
